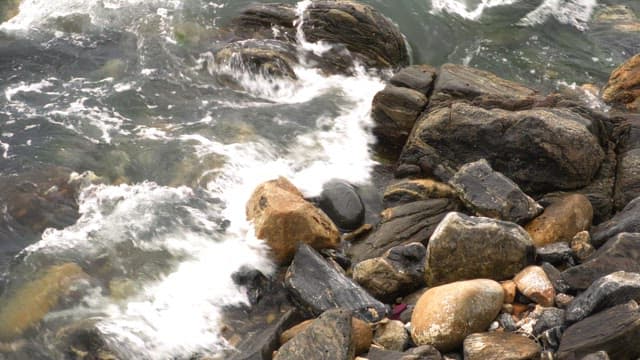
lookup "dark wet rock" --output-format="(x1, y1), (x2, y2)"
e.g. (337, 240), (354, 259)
(319, 248), (351, 270)
(273, 308), (354, 360)
(524, 194), (593, 248)
(562, 233), (640, 291)
(373, 319), (409, 351)
(231, 3), (297, 41)
(55, 320), (118, 360)
(570, 231), (595, 263)
(352, 242), (426, 302)
(578, 145), (617, 224)
(463, 332), (541, 360)
(539, 326), (563, 352)
(399, 103), (605, 193)
(612, 115), (640, 210)
(581, 351), (611, 360)
(449, 159), (542, 224)
(229, 309), (302, 360)
(231, 266), (276, 306)
(566, 271), (640, 324)
(390, 65), (437, 95)
(285, 244), (387, 322)
(372, 85), (428, 154)
(367, 345), (443, 360)
(382, 179), (456, 209)
(424, 212), (534, 286)
(514, 266), (555, 307)
(316, 179), (365, 232)
(592, 196), (640, 247)
(537, 242), (574, 266)
(541, 262), (571, 294)
(213, 39), (299, 81)
(603, 54), (640, 112)
(533, 307), (566, 336)
(347, 198), (457, 263)
(280, 316), (372, 355)
(557, 301), (640, 360)
(301, 0), (409, 71)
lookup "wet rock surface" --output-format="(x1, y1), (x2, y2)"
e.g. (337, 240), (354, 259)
(463, 332), (541, 360)
(592, 196), (640, 247)
(316, 179), (365, 232)
(603, 54), (640, 111)
(229, 309), (302, 360)
(524, 194), (593, 248)
(382, 179), (456, 209)
(514, 266), (555, 307)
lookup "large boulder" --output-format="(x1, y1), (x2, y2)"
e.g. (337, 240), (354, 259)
(246, 177), (340, 264)
(399, 102), (605, 193)
(390, 65), (438, 95)
(424, 212), (534, 286)
(463, 332), (541, 360)
(592, 196), (640, 247)
(410, 279), (504, 353)
(231, 3), (298, 41)
(449, 159), (542, 224)
(285, 244), (387, 322)
(602, 54), (640, 111)
(347, 198), (457, 263)
(524, 194), (593, 248)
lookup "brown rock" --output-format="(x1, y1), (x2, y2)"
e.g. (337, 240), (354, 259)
(463, 332), (541, 360)
(383, 179), (456, 209)
(280, 317), (372, 355)
(603, 54), (640, 111)
(501, 280), (517, 304)
(246, 177), (340, 264)
(524, 194), (593, 247)
(410, 279), (504, 353)
(373, 319), (409, 351)
(513, 266), (555, 307)
(571, 231), (595, 262)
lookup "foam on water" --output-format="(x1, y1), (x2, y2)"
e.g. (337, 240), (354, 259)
(430, 0), (519, 21)
(519, 0), (598, 31)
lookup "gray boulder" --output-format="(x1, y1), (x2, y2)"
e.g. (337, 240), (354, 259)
(592, 196), (640, 247)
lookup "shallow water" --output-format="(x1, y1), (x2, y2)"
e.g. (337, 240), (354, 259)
(0, 0), (638, 358)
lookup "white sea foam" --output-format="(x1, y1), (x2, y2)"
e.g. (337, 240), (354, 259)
(430, 0), (519, 21)
(518, 0), (598, 31)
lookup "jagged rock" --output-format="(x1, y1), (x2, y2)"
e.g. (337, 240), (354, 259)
(566, 271), (640, 323)
(557, 301), (640, 359)
(274, 309), (354, 360)
(449, 159), (542, 224)
(463, 332), (541, 360)
(347, 198), (457, 263)
(411, 279), (504, 353)
(372, 85), (428, 153)
(352, 243), (426, 302)
(514, 266), (555, 307)
(602, 54), (640, 111)
(570, 231), (595, 263)
(213, 39), (299, 81)
(537, 242), (574, 266)
(533, 307), (566, 336)
(612, 115), (640, 210)
(373, 319), (409, 351)
(424, 212), (534, 286)
(285, 244), (387, 322)
(524, 194), (593, 248)
(399, 103), (605, 193)
(246, 177), (340, 264)
(316, 179), (365, 232)
(230, 309), (302, 360)
(592, 196), (640, 247)
(280, 316), (372, 355)
(382, 179), (456, 208)
(562, 233), (640, 291)
(390, 65), (437, 95)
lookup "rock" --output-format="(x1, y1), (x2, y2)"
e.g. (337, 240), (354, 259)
(285, 244), (387, 322)
(372, 85), (428, 153)
(390, 65), (437, 95)
(449, 159), (542, 224)
(602, 54), (640, 111)
(536, 242), (575, 266)
(280, 316), (372, 355)
(230, 309), (302, 360)
(581, 351), (611, 360)
(555, 293), (574, 309)
(592, 196), (640, 247)
(301, 0), (409, 71)
(524, 194), (593, 248)
(612, 115), (640, 210)
(274, 309), (354, 360)
(246, 177), (340, 264)
(497, 312), (517, 331)
(352, 243), (426, 302)
(424, 212), (534, 286)
(213, 39), (299, 81)
(55, 320), (118, 360)
(373, 319), (409, 351)
(570, 231), (595, 262)
(561, 233), (640, 291)
(316, 179), (365, 232)
(539, 327), (563, 352)
(462, 332), (541, 360)
(410, 279), (504, 353)
(399, 103), (605, 193)
(501, 280), (517, 304)
(347, 198), (457, 263)
(540, 262), (571, 294)
(231, 3), (297, 41)
(566, 271), (640, 323)
(557, 301), (640, 359)
(382, 179), (456, 209)
(0, 0), (20, 22)
(366, 346), (443, 360)
(0, 263), (88, 340)
(533, 307), (566, 336)
(514, 266), (556, 307)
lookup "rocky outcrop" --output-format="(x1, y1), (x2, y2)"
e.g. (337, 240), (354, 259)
(247, 177), (340, 264)
(449, 159), (542, 224)
(602, 54), (640, 111)
(524, 194), (593, 248)
(463, 332), (541, 360)
(285, 244), (387, 322)
(424, 212), (534, 286)
(592, 196), (640, 247)
(347, 198), (457, 263)
(410, 279), (504, 353)
(316, 179), (365, 232)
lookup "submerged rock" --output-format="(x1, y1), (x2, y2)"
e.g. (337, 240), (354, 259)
(463, 332), (541, 360)
(246, 177), (340, 264)
(524, 194), (593, 248)
(213, 39), (299, 81)
(603, 54), (640, 111)
(424, 212), (534, 286)
(410, 279), (504, 353)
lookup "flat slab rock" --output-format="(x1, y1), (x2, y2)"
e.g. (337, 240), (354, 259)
(463, 332), (541, 360)
(557, 301), (640, 360)
(449, 159), (542, 224)
(285, 244), (387, 322)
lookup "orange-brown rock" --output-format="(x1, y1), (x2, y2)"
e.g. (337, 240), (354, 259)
(501, 280), (517, 304)
(524, 194), (593, 247)
(279, 316), (372, 355)
(514, 266), (555, 307)
(247, 177), (340, 264)
(603, 54), (640, 111)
